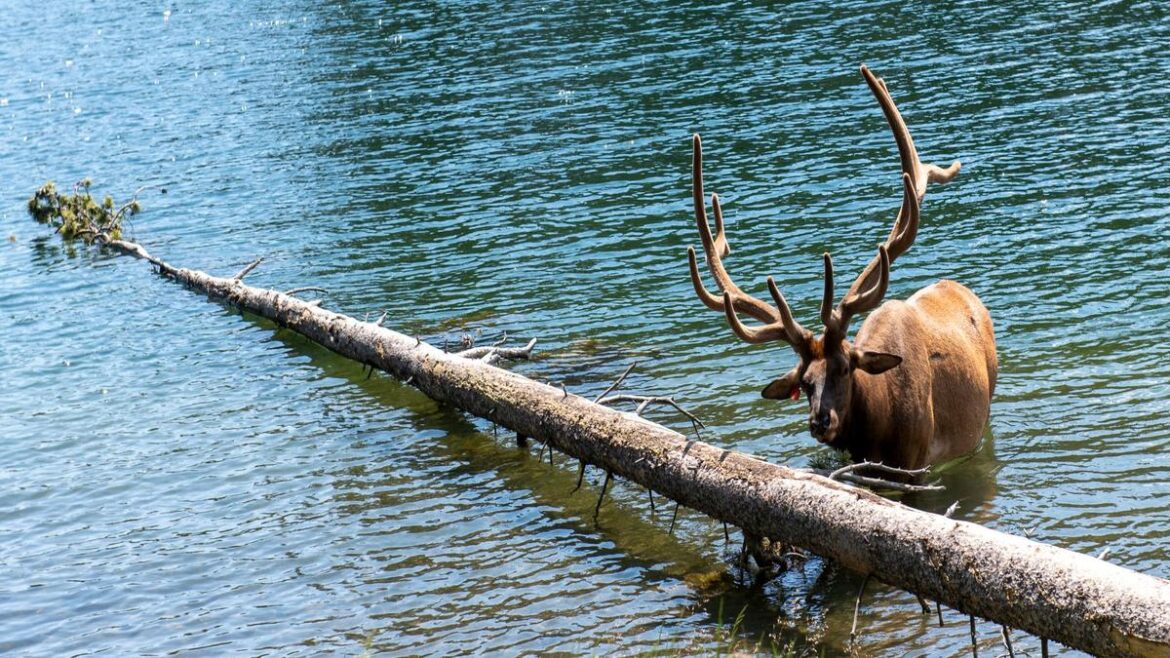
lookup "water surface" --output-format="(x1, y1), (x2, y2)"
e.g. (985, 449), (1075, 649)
(2, 1), (1168, 655)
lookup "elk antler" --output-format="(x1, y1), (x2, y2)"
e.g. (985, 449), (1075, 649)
(687, 134), (811, 347)
(822, 176), (909, 338)
(824, 65), (962, 340)
(861, 64), (961, 204)
(689, 66), (959, 348)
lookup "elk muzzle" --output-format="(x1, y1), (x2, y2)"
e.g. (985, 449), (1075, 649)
(809, 408), (839, 444)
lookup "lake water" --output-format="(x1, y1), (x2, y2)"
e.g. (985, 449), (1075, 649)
(2, 1), (1167, 656)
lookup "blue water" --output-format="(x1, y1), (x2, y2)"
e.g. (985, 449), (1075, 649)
(2, 2), (1168, 655)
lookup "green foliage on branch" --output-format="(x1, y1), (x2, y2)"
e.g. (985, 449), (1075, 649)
(28, 179), (140, 242)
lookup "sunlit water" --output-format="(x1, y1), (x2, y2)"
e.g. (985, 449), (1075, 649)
(2, 1), (1168, 656)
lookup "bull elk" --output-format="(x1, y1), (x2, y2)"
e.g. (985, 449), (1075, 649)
(688, 65), (997, 470)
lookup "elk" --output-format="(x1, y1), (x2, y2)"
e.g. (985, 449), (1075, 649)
(687, 65), (997, 470)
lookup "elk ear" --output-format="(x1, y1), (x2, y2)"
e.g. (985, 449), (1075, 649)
(762, 369), (802, 401)
(852, 350), (902, 375)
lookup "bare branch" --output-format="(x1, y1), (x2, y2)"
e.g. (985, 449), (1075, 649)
(818, 461), (944, 493)
(110, 184), (164, 228)
(1001, 626), (1016, 658)
(284, 286), (329, 297)
(829, 460), (931, 480)
(593, 470), (612, 523)
(851, 574), (871, 646)
(597, 393), (705, 439)
(572, 460), (585, 493)
(457, 338), (537, 363)
(106, 238), (163, 267)
(594, 361), (637, 403)
(835, 472), (944, 493)
(232, 257), (263, 282)
(915, 593), (931, 615)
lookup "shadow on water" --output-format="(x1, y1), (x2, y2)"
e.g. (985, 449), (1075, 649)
(239, 317), (751, 619)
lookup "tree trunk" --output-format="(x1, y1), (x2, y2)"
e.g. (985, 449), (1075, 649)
(108, 239), (1170, 658)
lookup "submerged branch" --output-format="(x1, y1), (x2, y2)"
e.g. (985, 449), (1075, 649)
(822, 461), (945, 493)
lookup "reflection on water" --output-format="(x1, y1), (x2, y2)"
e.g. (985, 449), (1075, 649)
(2, 0), (1168, 656)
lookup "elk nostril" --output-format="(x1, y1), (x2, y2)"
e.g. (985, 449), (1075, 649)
(811, 413), (831, 431)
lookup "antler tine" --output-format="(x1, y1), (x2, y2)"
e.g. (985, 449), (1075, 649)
(826, 66), (958, 338)
(843, 172), (918, 305)
(767, 277), (812, 347)
(827, 245), (890, 339)
(689, 134), (809, 347)
(859, 64), (961, 204)
(687, 246), (724, 312)
(706, 194), (784, 325)
(722, 292), (795, 345)
(721, 280), (810, 345)
(819, 253), (835, 328)
(888, 171), (920, 255)
(693, 134), (730, 259)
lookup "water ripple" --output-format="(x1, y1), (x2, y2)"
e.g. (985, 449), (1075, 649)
(2, 0), (1168, 656)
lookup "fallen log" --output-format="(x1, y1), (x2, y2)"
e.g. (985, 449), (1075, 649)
(90, 235), (1170, 658)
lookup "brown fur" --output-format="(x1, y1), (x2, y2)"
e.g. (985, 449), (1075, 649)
(821, 280), (997, 468)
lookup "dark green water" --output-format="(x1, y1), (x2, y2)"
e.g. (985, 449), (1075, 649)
(2, 2), (1168, 655)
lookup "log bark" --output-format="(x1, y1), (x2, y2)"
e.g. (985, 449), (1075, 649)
(107, 238), (1170, 658)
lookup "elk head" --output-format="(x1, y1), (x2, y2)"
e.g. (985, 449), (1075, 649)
(687, 65), (961, 445)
